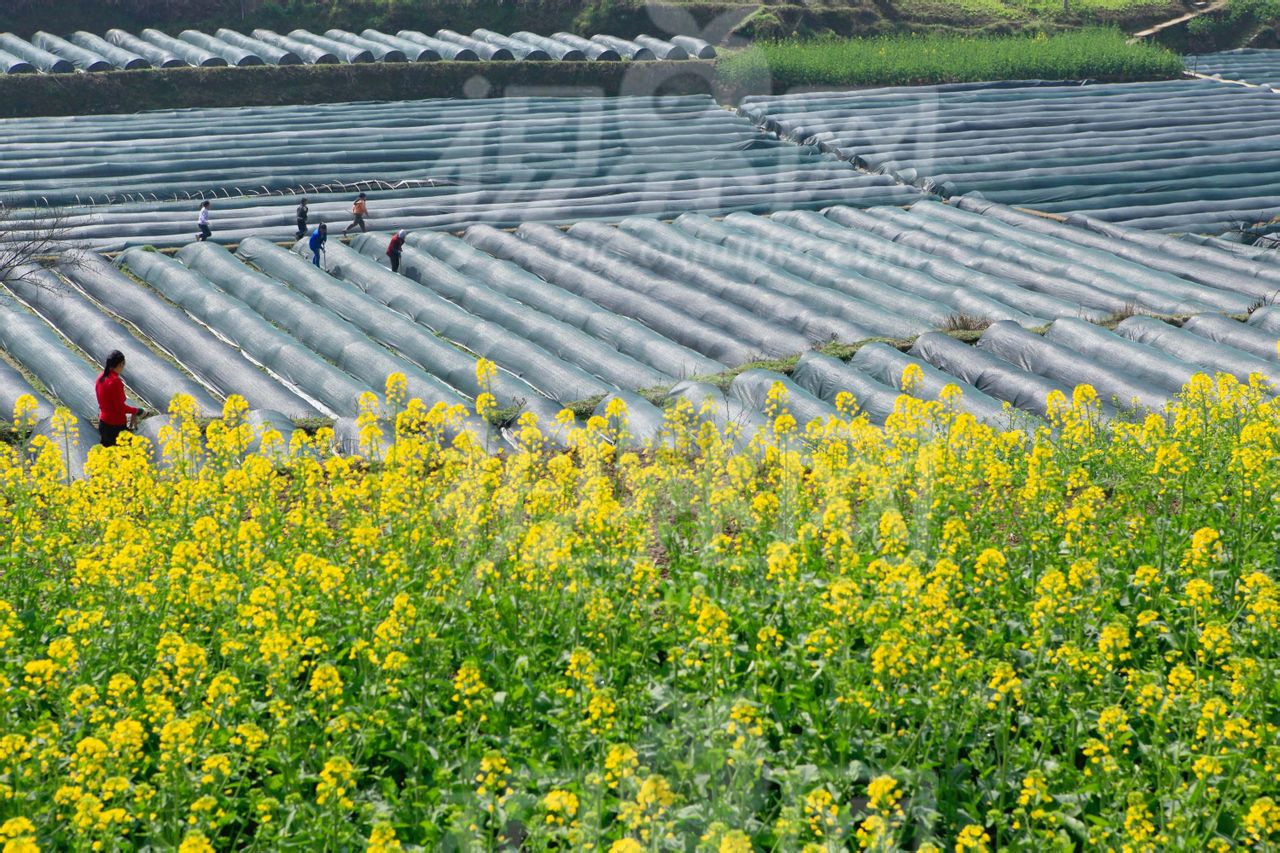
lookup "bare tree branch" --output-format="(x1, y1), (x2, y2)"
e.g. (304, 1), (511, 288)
(0, 204), (88, 290)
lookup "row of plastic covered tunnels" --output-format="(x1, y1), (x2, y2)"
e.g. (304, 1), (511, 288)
(0, 27), (715, 73)
(5, 198), (1280, 480)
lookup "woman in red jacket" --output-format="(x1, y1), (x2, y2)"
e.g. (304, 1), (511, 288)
(95, 350), (140, 447)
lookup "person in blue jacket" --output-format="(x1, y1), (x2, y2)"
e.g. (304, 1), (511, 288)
(309, 223), (327, 268)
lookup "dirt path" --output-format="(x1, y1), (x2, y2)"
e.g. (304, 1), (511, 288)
(1128, 0), (1228, 41)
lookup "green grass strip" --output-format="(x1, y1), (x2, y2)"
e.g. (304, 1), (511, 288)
(717, 28), (1185, 91)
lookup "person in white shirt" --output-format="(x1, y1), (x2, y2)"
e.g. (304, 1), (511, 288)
(197, 201), (211, 242)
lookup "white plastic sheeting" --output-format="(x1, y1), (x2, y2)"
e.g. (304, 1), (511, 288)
(3, 198), (1278, 456)
(897, 313), (1280, 424)
(59, 249), (319, 417)
(0, 27), (711, 73)
(741, 79), (1280, 235)
(0, 95), (918, 251)
(1186, 49), (1280, 89)
(4, 265), (221, 414)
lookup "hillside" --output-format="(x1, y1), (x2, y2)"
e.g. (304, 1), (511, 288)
(0, 0), (1189, 42)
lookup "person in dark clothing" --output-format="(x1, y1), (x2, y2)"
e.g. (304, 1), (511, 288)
(295, 198), (309, 240)
(196, 201), (211, 241)
(343, 192), (368, 234)
(309, 223), (327, 268)
(95, 350), (139, 447)
(387, 229), (406, 273)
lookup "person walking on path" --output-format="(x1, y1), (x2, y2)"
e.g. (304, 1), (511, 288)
(343, 192), (368, 234)
(95, 350), (139, 448)
(387, 229), (407, 273)
(309, 223), (327, 268)
(295, 198), (309, 240)
(197, 201), (212, 241)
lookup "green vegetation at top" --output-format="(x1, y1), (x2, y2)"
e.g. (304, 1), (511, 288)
(0, 0), (1196, 46)
(892, 0), (1178, 24)
(0, 0), (734, 41)
(1181, 0), (1280, 50)
(717, 28), (1185, 93)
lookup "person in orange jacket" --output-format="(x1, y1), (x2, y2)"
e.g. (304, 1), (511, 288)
(95, 350), (140, 447)
(343, 192), (368, 235)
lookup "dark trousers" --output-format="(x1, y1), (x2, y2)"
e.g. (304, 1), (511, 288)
(390, 252), (401, 273)
(345, 214), (366, 233)
(296, 218), (307, 239)
(198, 223), (211, 241)
(99, 422), (126, 447)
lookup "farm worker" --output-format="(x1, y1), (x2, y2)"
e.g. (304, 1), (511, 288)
(295, 198), (309, 240)
(95, 349), (140, 448)
(196, 200), (211, 242)
(343, 192), (368, 234)
(309, 223), (327, 267)
(387, 229), (407, 273)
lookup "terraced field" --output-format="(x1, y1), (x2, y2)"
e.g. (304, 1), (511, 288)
(741, 79), (1280, 234)
(5, 198), (1280, 478)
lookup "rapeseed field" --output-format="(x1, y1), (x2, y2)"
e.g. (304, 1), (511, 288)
(1, 366), (1277, 850)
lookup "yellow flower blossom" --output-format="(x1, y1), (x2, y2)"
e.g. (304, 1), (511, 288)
(0, 370), (1272, 848)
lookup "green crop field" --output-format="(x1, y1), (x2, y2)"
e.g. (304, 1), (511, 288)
(717, 29), (1185, 92)
(897, 0), (1179, 21)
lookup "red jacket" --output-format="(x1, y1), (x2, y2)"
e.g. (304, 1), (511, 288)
(96, 372), (139, 426)
(387, 234), (405, 257)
